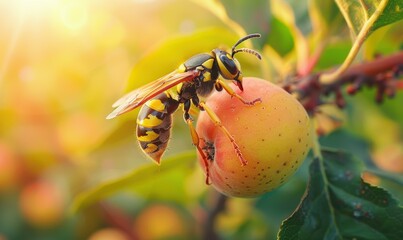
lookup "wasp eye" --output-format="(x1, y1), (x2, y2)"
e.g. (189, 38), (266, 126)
(234, 58), (241, 70)
(219, 53), (238, 75)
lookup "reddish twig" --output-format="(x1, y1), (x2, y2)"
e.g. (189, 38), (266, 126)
(283, 51), (403, 115)
(203, 192), (228, 240)
(99, 202), (138, 240)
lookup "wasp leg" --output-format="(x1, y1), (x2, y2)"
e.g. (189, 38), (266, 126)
(183, 100), (211, 185)
(216, 78), (262, 105)
(198, 101), (248, 166)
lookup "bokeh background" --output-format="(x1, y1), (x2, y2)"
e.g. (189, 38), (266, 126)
(0, 0), (402, 239)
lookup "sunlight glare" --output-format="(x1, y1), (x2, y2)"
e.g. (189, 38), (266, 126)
(60, 2), (88, 31)
(14, 0), (59, 17)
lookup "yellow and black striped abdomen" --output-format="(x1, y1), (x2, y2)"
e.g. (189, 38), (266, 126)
(136, 93), (179, 163)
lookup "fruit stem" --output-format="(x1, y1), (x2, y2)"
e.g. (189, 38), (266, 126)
(99, 202), (139, 239)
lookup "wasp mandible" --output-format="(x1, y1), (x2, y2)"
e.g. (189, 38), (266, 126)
(107, 33), (262, 184)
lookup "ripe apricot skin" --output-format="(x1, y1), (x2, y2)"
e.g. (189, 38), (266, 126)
(196, 77), (312, 197)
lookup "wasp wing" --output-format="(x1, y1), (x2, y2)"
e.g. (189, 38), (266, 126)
(106, 70), (199, 119)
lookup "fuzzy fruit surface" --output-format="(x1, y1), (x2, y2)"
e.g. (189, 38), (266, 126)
(196, 78), (312, 197)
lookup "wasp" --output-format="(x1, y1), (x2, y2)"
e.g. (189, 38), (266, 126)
(107, 33), (262, 184)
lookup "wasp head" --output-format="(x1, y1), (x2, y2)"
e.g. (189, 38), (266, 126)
(214, 33), (261, 91)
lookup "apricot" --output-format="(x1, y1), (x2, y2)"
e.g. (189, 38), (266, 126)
(196, 77), (312, 197)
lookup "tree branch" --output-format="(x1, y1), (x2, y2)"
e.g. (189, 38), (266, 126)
(319, 0), (390, 84)
(99, 202), (138, 240)
(283, 51), (403, 114)
(203, 192), (228, 240)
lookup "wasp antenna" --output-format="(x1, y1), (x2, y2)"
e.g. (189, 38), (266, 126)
(231, 33), (261, 54)
(232, 48), (262, 60)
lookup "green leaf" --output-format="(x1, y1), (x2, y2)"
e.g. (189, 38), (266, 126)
(310, 0), (344, 35)
(335, 0), (403, 37)
(320, 0), (403, 84)
(220, 0), (271, 48)
(315, 41), (351, 70)
(70, 151), (196, 213)
(285, 0), (312, 35)
(278, 149), (403, 240)
(320, 129), (403, 193)
(266, 16), (295, 56)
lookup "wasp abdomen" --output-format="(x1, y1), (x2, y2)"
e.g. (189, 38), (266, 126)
(136, 93), (179, 163)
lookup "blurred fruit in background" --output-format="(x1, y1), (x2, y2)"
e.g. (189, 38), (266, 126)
(19, 180), (65, 228)
(0, 143), (20, 192)
(133, 204), (190, 240)
(88, 228), (129, 240)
